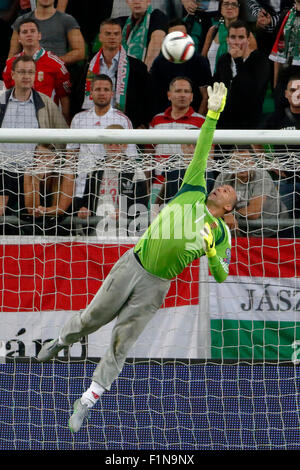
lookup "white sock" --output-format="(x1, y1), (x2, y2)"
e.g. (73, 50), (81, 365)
(58, 336), (65, 346)
(81, 381), (105, 408)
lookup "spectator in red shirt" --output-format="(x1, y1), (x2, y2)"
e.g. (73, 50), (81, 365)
(3, 17), (71, 123)
(149, 76), (206, 208)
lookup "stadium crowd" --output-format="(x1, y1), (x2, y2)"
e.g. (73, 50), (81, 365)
(0, 0), (299, 238)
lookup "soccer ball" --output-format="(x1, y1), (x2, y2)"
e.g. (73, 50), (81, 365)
(161, 31), (195, 64)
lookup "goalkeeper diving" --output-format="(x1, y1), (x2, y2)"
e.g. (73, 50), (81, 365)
(37, 82), (237, 433)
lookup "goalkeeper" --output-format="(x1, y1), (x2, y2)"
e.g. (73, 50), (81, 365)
(37, 82), (237, 432)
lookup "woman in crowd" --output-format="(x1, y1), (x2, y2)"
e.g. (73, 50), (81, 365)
(201, 0), (257, 74)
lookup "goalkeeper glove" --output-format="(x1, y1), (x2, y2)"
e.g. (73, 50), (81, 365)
(200, 223), (216, 258)
(207, 82), (227, 120)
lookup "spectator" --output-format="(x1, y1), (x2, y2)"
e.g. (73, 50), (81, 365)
(181, 0), (221, 51)
(55, 0), (113, 57)
(117, 0), (168, 71)
(213, 146), (288, 238)
(9, 0), (86, 116)
(201, 0), (257, 75)
(9, 0), (85, 65)
(149, 76), (205, 205)
(269, 0), (300, 111)
(0, 55), (68, 223)
(182, 0), (219, 20)
(214, 20), (270, 129)
(153, 142), (190, 207)
(150, 18), (212, 116)
(153, 141), (216, 209)
(67, 74), (138, 217)
(111, 0), (183, 19)
(3, 18), (72, 123)
(19, 1), (32, 14)
(0, 0), (19, 76)
(247, 0), (294, 54)
(75, 124), (149, 237)
(260, 73), (300, 219)
(82, 18), (153, 129)
(23, 143), (74, 235)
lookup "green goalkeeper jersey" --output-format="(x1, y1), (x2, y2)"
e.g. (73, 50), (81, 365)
(134, 116), (231, 282)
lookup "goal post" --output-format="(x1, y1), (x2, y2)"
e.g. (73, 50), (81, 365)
(0, 128), (300, 451)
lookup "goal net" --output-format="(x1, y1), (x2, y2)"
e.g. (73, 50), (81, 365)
(0, 129), (299, 451)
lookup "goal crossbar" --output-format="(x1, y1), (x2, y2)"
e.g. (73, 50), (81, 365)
(0, 127), (300, 451)
(0, 128), (299, 144)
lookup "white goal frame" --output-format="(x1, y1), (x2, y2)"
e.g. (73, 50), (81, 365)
(0, 127), (298, 243)
(0, 128), (300, 451)
(0, 128), (299, 145)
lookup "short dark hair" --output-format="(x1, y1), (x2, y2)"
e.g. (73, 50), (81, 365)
(167, 18), (186, 30)
(169, 76), (193, 91)
(91, 74), (113, 89)
(12, 54), (36, 71)
(287, 73), (300, 86)
(17, 17), (40, 33)
(99, 18), (122, 31)
(228, 20), (251, 37)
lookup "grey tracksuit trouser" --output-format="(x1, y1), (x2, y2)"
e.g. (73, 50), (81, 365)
(60, 248), (171, 390)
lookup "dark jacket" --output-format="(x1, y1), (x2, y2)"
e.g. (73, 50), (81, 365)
(150, 51), (212, 117)
(82, 54), (154, 128)
(122, 55), (154, 128)
(214, 49), (270, 129)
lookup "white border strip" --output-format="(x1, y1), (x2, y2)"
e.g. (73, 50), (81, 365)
(0, 234), (139, 245)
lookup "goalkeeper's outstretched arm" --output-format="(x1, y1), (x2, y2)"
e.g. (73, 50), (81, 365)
(182, 83), (227, 188)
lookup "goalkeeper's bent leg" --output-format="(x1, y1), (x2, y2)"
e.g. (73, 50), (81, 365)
(69, 249), (170, 433)
(38, 249), (141, 362)
(59, 249), (139, 346)
(90, 263), (170, 390)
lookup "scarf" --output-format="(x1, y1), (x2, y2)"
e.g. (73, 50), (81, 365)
(122, 5), (153, 61)
(269, 7), (300, 66)
(32, 47), (46, 62)
(84, 46), (130, 112)
(19, 47), (45, 61)
(215, 20), (229, 72)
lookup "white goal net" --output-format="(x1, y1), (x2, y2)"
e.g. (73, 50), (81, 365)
(0, 129), (299, 451)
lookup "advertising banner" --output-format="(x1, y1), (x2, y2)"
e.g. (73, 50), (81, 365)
(1, 238), (299, 360)
(0, 242), (210, 359)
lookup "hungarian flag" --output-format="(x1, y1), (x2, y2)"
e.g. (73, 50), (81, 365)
(1, 239), (298, 361)
(210, 238), (300, 361)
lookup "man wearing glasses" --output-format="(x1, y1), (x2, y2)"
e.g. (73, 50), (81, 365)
(3, 18), (72, 124)
(0, 55), (68, 150)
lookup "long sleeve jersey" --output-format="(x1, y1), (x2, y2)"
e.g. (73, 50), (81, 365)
(134, 116), (232, 282)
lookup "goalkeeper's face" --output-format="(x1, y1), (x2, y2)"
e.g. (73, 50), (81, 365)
(207, 185), (237, 214)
